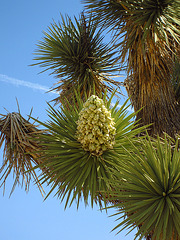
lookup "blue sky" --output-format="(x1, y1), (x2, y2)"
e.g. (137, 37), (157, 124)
(0, 1), (135, 239)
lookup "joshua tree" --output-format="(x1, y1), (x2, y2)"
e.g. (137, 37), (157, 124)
(1, 2), (180, 240)
(83, 0), (180, 137)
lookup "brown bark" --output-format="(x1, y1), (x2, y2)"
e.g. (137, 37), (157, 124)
(125, 76), (180, 138)
(124, 32), (180, 138)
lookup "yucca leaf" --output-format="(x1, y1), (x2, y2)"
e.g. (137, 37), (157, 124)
(32, 91), (146, 208)
(33, 12), (121, 105)
(106, 135), (180, 239)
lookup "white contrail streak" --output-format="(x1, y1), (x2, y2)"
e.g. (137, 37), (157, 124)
(0, 74), (58, 94)
(0, 74), (134, 111)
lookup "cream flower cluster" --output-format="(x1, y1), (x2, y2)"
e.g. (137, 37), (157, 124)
(76, 95), (116, 156)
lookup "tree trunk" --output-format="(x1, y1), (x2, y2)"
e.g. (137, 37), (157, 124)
(125, 76), (180, 137)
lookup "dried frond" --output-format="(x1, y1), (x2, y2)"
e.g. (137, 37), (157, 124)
(171, 58), (180, 103)
(0, 111), (44, 196)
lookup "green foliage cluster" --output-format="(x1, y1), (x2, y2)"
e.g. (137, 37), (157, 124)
(33, 91), (145, 209)
(108, 136), (180, 239)
(0, 1), (180, 239)
(33, 13), (120, 104)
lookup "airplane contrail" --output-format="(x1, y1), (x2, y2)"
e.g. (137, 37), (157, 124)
(0, 74), (133, 112)
(0, 74), (57, 94)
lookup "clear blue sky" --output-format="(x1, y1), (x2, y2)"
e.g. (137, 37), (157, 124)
(0, 1), (135, 240)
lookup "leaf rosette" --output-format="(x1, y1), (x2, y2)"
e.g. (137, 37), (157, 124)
(106, 136), (180, 240)
(34, 92), (146, 208)
(33, 13), (120, 105)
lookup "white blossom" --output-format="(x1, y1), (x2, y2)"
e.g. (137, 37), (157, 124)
(76, 95), (116, 156)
